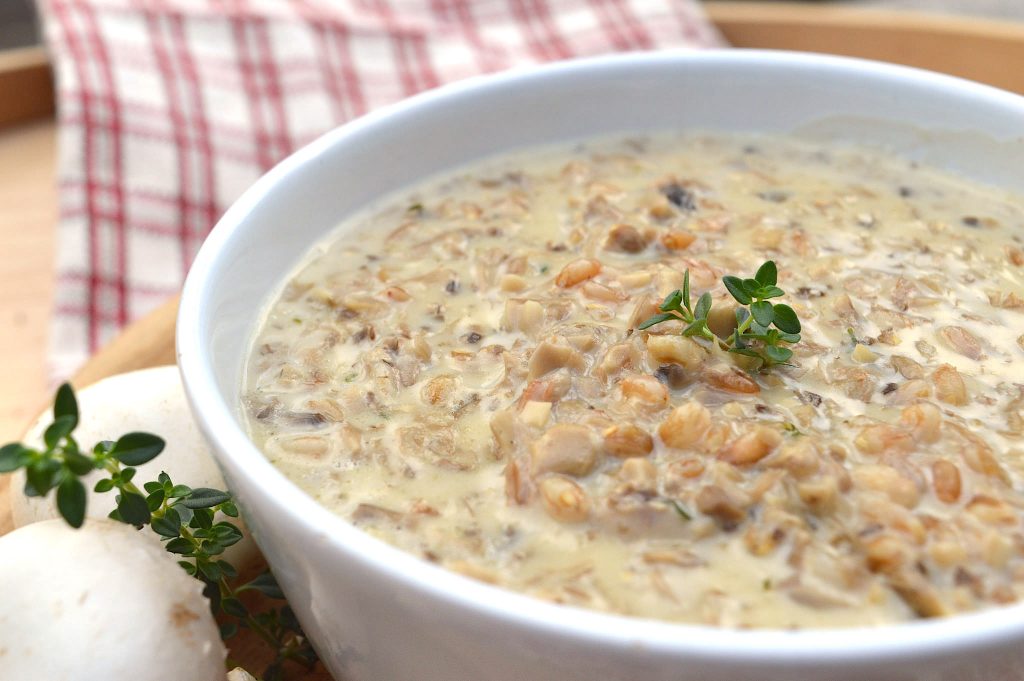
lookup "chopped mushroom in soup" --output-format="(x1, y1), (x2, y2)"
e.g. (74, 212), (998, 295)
(243, 133), (1024, 628)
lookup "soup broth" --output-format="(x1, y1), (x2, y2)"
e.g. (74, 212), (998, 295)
(243, 133), (1024, 628)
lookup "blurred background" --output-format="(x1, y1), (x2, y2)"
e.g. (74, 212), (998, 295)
(0, 1), (41, 50)
(3, 0), (1024, 52)
(845, 0), (1024, 18)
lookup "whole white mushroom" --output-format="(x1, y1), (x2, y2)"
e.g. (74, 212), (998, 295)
(0, 519), (226, 681)
(10, 365), (258, 567)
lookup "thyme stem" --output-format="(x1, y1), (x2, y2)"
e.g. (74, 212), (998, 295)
(638, 260), (802, 371)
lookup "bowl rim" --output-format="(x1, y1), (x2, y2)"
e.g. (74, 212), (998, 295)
(178, 48), (1024, 663)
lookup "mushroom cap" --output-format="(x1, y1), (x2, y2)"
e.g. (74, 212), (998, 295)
(0, 519), (226, 681)
(10, 365), (258, 567)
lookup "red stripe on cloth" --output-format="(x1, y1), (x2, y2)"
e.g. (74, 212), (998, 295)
(58, 115), (261, 164)
(72, 180), (220, 210)
(431, 0), (502, 74)
(459, 0), (509, 72)
(430, 0), (477, 73)
(607, 0), (654, 50)
(526, 0), (573, 59)
(49, 0), (101, 351)
(168, 13), (219, 269)
(61, 87), (333, 134)
(62, 209), (184, 237)
(667, 0), (702, 43)
(298, 10), (347, 123)
(60, 49), (375, 98)
(55, 302), (175, 322)
(53, 43), (329, 80)
(77, 0), (128, 335)
(144, 12), (193, 285)
(411, 29), (441, 91)
(253, 17), (294, 159)
(332, 20), (368, 117)
(507, 0), (557, 63)
(222, 0), (277, 170)
(368, 0), (421, 97)
(289, 0), (363, 122)
(586, 0), (631, 52)
(57, 272), (177, 298)
(319, 26), (348, 122)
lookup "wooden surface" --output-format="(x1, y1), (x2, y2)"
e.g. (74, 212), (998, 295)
(3, 4), (1024, 679)
(0, 120), (57, 443)
(0, 47), (54, 129)
(705, 1), (1024, 94)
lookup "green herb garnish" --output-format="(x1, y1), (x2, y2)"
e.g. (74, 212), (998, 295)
(0, 384), (319, 680)
(670, 499), (692, 521)
(638, 260), (802, 370)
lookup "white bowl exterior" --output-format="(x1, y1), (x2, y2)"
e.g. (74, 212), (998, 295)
(178, 51), (1024, 681)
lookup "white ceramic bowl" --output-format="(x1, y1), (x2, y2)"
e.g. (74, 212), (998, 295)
(178, 51), (1024, 681)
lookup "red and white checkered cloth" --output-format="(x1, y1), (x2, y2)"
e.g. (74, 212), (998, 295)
(38, 0), (724, 377)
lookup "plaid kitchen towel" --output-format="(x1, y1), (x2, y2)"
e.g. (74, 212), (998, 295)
(37, 0), (724, 377)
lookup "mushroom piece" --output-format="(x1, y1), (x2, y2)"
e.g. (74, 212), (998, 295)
(11, 366), (258, 568)
(527, 339), (586, 381)
(658, 401), (711, 450)
(0, 519), (226, 680)
(538, 476), (591, 522)
(604, 223), (647, 253)
(501, 299), (545, 334)
(938, 326), (983, 361)
(702, 365), (760, 395)
(696, 485), (747, 531)
(554, 258), (602, 287)
(645, 334), (706, 371)
(530, 424), (600, 477)
(718, 426), (783, 466)
(932, 364), (969, 406)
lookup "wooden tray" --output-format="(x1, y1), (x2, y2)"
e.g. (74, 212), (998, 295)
(3, 4), (1024, 679)
(707, 1), (1024, 95)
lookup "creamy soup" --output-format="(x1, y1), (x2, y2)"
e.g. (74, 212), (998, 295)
(243, 133), (1024, 629)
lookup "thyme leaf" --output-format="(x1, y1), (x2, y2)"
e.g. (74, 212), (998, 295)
(0, 383), (321, 678)
(639, 260), (803, 371)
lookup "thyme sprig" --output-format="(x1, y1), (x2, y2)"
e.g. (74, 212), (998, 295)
(638, 260), (802, 370)
(0, 384), (318, 681)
